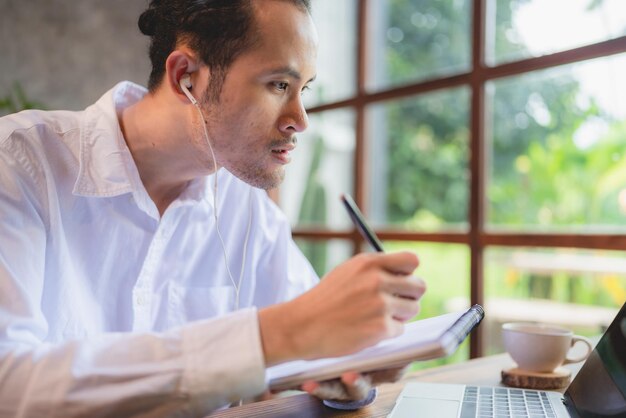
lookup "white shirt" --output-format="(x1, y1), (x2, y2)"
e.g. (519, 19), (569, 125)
(0, 81), (319, 417)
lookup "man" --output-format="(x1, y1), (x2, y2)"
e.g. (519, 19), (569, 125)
(0, 0), (426, 416)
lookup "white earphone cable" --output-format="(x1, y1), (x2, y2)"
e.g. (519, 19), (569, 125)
(192, 101), (251, 311)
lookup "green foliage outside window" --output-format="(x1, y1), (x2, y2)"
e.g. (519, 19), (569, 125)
(383, 0), (626, 229)
(296, 135), (328, 276)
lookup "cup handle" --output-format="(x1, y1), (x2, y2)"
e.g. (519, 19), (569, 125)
(563, 335), (593, 365)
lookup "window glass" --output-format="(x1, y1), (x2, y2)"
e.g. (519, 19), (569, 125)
(486, 53), (626, 231)
(294, 239), (353, 277)
(487, 0), (626, 66)
(483, 246), (626, 354)
(280, 109), (355, 230)
(306, 0), (357, 107)
(366, 0), (472, 91)
(366, 87), (470, 231)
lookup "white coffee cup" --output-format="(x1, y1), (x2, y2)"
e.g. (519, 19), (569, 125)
(502, 322), (593, 373)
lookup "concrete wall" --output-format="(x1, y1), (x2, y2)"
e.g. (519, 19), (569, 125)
(0, 0), (150, 112)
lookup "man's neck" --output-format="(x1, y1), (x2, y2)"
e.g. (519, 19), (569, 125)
(117, 93), (206, 215)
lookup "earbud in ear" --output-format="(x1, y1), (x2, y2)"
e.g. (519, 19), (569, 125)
(179, 74), (197, 105)
(181, 74), (192, 89)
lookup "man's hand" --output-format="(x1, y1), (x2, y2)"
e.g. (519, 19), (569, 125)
(301, 366), (409, 401)
(258, 251), (426, 366)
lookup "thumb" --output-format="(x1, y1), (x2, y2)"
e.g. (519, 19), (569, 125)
(341, 372), (373, 400)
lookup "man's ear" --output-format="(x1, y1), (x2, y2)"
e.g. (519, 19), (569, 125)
(165, 50), (201, 104)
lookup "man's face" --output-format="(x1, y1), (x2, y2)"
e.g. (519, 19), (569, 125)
(200, 0), (318, 190)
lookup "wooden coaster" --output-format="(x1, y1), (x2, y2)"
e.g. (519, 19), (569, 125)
(501, 367), (571, 390)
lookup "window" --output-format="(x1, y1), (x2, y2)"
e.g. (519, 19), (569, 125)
(366, 87), (471, 232)
(279, 0), (626, 357)
(487, 53), (626, 232)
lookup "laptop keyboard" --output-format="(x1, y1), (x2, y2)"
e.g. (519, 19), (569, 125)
(460, 386), (557, 417)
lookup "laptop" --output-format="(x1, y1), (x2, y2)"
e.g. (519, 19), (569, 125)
(388, 301), (626, 418)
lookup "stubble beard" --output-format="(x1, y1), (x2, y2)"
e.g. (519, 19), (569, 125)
(198, 96), (289, 190)
(226, 151), (286, 190)
(199, 115), (287, 191)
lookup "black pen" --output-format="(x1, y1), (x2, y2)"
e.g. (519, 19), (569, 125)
(341, 193), (385, 252)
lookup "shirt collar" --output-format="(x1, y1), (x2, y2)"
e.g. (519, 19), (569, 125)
(72, 81), (212, 207)
(72, 81), (147, 198)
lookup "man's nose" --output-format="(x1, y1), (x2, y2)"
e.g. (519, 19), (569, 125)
(278, 98), (309, 134)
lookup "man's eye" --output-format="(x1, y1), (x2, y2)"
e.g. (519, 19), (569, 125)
(301, 85), (311, 96)
(273, 82), (289, 91)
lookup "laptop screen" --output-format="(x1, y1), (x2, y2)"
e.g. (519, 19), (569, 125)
(564, 301), (626, 417)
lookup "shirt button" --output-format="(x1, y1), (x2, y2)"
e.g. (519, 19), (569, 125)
(136, 295), (147, 306)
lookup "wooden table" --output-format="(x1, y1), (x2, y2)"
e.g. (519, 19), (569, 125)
(208, 354), (583, 417)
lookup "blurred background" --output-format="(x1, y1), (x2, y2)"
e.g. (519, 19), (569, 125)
(0, 0), (149, 112)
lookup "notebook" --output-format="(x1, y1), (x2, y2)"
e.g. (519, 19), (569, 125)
(388, 301), (626, 418)
(267, 305), (484, 391)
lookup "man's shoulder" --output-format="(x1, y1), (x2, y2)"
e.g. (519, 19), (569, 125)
(0, 108), (87, 198)
(0, 108), (83, 149)
(0, 81), (141, 150)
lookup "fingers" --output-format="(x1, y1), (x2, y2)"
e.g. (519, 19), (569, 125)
(374, 251), (419, 275)
(383, 274), (427, 300)
(387, 294), (422, 322)
(300, 373), (373, 402)
(363, 252), (426, 301)
(381, 274), (426, 322)
(300, 380), (319, 394)
(341, 372), (372, 400)
(302, 379), (352, 401)
(301, 369), (403, 402)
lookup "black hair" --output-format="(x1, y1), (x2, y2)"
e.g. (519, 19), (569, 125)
(138, 0), (311, 101)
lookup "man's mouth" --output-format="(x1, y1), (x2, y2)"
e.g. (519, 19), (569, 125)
(270, 140), (296, 164)
(271, 139), (297, 154)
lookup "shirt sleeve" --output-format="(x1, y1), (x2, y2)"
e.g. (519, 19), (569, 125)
(0, 145), (267, 417)
(0, 310), (267, 417)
